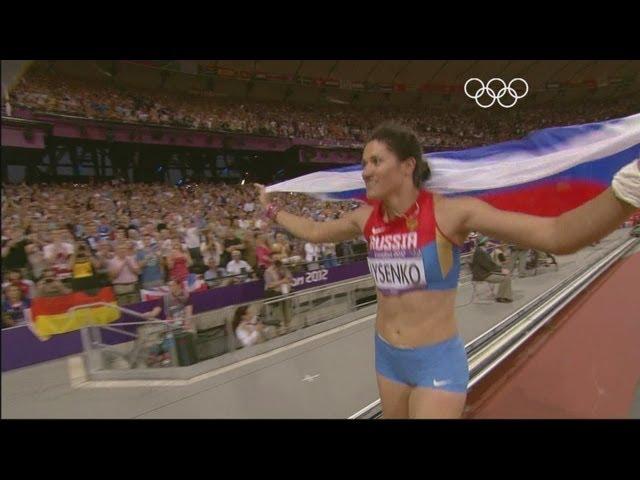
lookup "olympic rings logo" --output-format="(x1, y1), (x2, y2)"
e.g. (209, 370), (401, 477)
(464, 78), (529, 108)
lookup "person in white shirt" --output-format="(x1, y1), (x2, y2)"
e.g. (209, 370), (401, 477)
(184, 219), (203, 266)
(43, 229), (75, 280)
(232, 303), (276, 348)
(304, 241), (322, 270)
(243, 201), (255, 213)
(226, 249), (254, 283)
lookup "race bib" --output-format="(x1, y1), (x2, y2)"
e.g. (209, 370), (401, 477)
(367, 256), (427, 292)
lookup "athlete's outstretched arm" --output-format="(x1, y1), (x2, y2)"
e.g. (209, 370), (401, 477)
(452, 160), (640, 255)
(456, 188), (637, 255)
(255, 184), (368, 243)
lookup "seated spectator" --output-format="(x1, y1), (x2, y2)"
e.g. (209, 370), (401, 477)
(108, 243), (140, 306)
(2, 284), (31, 328)
(471, 236), (513, 303)
(203, 257), (226, 288)
(226, 249), (254, 283)
(35, 268), (72, 297)
(232, 304), (277, 348)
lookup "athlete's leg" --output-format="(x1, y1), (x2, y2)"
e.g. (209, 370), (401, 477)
(408, 387), (467, 419)
(376, 373), (412, 419)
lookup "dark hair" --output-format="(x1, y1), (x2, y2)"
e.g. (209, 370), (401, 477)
(232, 305), (250, 332)
(368, 122), (430, 188)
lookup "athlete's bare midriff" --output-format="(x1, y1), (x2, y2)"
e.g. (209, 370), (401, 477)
(375, 288), (459, 348)
(355, 194), (464, 349)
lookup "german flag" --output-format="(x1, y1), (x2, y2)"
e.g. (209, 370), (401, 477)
(29, 287), (121, 340)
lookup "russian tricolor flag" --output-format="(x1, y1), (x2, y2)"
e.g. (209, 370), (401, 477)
(267, 113), (640, 217)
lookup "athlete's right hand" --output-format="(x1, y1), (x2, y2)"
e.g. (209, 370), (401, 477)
(254, 183), (271, 208)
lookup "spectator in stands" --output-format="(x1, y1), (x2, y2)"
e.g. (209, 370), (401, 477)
(2, 284), (31, 328)
(69, 242), (101, 293)
(2, 227), (29, 274)
(226, 249), (255, 283)
(97, 216), (112, 241)
(255, 233), (273, 276)
(35, 268), (71, 297)
(43, 229), (75, 281)
(243, 231), (258, 270)
(163, 279), (195, 332)
(232, 303), (276, 348)
(158, 228), (173, 255)
(166, 238), (193, 283)
(304, 241), (322, 270)
(271, 232), (292, 262)
(108, 243), (140, 306)
(470, 237), (513, 303)
(25, 240), (47, 281)
(200, 231), (223, 267)
(184, 217), (203, 267)
(127, 228), (144, 251)
(322, 242), (339, 268)
(263, 258), (294, 332)
(203, 257), (227, 288)
(263, 258), (294, 298)
(136, 234), (166, 289)
(94, 239), (114, 287)
(221, 229), (245, 267)
(2, 269), (35, 300)
(84, 223), (100, 252)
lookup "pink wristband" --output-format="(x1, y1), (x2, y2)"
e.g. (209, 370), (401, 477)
(265, 203), (281, 220)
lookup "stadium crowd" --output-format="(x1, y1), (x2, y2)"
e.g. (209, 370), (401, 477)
(7, 71), (638, 149)
(3, 70), (639, 331)
(1, 180), (365, 328)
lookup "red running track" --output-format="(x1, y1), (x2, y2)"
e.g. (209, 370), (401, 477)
(465, 250), (640, 419)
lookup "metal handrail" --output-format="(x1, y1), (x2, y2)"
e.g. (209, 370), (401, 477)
(467, 237), (638, 389)
(262, 275), (373, 306)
